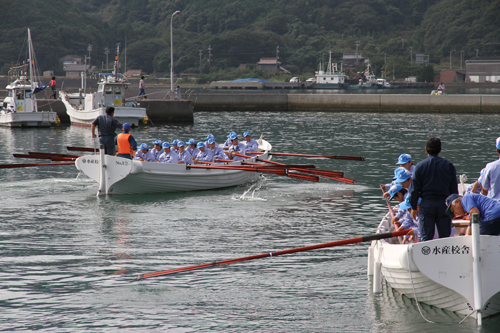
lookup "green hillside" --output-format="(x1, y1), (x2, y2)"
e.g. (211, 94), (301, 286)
(1, 0), (498, 81)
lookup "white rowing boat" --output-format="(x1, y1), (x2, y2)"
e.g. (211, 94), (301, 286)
(75, 139), (272, 196)
(368, 208), (500, 323)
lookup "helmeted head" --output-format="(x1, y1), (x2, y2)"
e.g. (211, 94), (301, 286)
(197, 141), (205, 151)
(152, 139), (162, 147)
(188, 138), (197, 146)
(122, 123), (131, 131)
(396, 154), (412, 165)
(139, 143), (149, 151)
(177, 141), (185, 148)
(162, 142), (171, 150)
(229, 132), (238, 141)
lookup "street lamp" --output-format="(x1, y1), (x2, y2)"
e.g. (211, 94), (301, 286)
(170, 10), (180, 96)
(450, 49), (455, 69)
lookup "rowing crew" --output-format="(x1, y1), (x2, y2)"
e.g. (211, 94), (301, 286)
(116, 126), (259, 164)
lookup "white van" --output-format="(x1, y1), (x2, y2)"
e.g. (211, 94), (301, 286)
(290, 77), (299, 83)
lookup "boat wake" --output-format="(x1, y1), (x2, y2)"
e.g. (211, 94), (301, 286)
(233, 177), (267, 201)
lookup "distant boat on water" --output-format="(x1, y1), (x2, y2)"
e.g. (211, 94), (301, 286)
(312, 51), (347, 89)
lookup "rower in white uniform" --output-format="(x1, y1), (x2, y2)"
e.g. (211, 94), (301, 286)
(177, 141), (194, 164)
(209, 138), (226, 162)
(194, 142), (214, 163)
(225, 132), (247, 161)
(242, 131), (259, 153)
(158, 142), (179, 163)
(134, 143), (156, 162)
(151, 139), (163, 161)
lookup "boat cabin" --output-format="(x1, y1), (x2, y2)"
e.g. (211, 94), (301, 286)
(2, 77), (37, 112)
(82, 74), (131, 111)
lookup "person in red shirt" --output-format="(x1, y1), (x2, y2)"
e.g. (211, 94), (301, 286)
(50, 76), (56, 99)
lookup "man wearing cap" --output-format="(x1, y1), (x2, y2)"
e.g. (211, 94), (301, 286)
(446, 193), (500, 236)
(193, 142), (214, 164)
(186, 139), (200, 158)
(384, 184), (407, 203)
(91, 106), (122, 156)
(158, 142), (179, 163)
(396, 153), (415, 176)
(170, 139), (180, 154)
(208, 138), (226, 162)
(480, 137), (500, 200)
(151, 140), (163, 161)
(223, 131), (236, 149)
(115, 123), (137, 160)
(225, 133), (247, 161)
(177, 141), (194, 164)
(409, 137), (457, 241)
(243, 131), (259, 153)
(203, 134), (215, 149)
(134, 143), (156, 162)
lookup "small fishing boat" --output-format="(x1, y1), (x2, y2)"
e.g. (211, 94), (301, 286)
(59, 53), (147, 127)
(368, 206), (500, 323)
(312, 51), (347, 89)
(0, 29), (58, 128)
(75, 139), (272, 196)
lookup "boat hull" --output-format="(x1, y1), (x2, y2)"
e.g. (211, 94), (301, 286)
(369, 213), (500, 319)
(312, 83), (346, 89)
(75, 142), (272, 196)
(0, 111), (57, 127)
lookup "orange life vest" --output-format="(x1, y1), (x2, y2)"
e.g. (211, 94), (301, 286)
(117, 133), (133, 155)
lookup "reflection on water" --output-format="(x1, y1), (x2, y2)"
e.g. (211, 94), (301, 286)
(1, 112), (500, 331)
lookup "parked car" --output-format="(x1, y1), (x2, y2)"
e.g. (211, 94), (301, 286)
(289, 77), (299, 83)
(306, 78), (316, 83)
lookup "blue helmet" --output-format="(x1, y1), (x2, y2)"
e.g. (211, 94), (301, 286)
(123, 123), (131, 131)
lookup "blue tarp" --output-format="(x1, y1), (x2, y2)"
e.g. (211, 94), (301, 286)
(233, 78), (274, 83)
(30, 85), (47, 95)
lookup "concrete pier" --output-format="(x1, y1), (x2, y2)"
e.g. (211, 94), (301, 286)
(190, 94), (500, 113)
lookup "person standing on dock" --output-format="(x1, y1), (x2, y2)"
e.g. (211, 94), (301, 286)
(409, 137), (458, 241)
(138, 76), (146, 99)
(175, 85), (180, 100)
(480, 137), (500, 200)
(49, 76), (56, 99)
(91, 106), (122, 156)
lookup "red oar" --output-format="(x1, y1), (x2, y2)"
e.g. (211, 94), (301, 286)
(0, 162), (74, 169)
(248, 152), (365, 161)
(13, 154), (53, 160)
(235, 153), (353, 183)
(136, 229), (412, 280)
(67, 146), (97, 152)
(29, 152), (81, 158)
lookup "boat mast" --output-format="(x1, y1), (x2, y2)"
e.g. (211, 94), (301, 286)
(27, 28), (36, 112)
(328, 51), (332, 74)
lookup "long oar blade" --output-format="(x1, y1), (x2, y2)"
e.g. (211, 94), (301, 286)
(248, 152), (365, 161)
(13, 154), (52, 160)
(136, 229), (411, 280)
(67, 146), (97, 152)
(29, 152), (81, 158)
(0, 162), (74, 169)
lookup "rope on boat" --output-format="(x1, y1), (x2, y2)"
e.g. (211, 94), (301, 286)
(406, 245), (435, 324)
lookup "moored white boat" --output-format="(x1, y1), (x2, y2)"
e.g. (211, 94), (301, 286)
(0, 29), (58, 128)
(75, 139), (272, 196)
(60, 53), (147, 127)
(368, 210), (500, 322)
(312, 51), (347, 89)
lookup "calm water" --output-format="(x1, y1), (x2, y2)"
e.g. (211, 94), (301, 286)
(1, 112), (500, 332)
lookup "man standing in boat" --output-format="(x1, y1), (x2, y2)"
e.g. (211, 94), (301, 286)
(91, 106), (122, 156)
(479, 137), (500, 201)
(409, 137), (458, 241)
(115, 123), (137, 160)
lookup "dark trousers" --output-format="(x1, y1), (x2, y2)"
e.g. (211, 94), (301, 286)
(418, 201), (452, 241)
(480, 216), (500, 235)
(100, 136), (116, 156)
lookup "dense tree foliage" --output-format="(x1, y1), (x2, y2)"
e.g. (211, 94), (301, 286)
(1, 0), (498, 79)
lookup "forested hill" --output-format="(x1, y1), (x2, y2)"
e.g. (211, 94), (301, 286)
(1, 0), (499, 80)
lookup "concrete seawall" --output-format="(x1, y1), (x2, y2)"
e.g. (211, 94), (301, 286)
(191, 94), (500, 113)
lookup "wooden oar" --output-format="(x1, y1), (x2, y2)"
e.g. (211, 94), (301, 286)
(67, 146), (97, 152)
(29, 152), (81, 158)
(188, 164), (319, 182)
(234, 153), (354, 183)
(0, 162), (74, 169)
(135, 229), (412, 280)
(248, 151), (365, 161)
(13, 154), (53, 160)
(50, 156), (79, 162)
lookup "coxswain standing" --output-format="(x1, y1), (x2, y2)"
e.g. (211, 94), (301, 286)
(158, 142), (179, 163)
(115, 123), (137, 159)
(225, 132), (247, 161)
(91, 106), (122, 156)
(242, 131), (259, 153)
(177, 141), (194, 164)
(193, 142), (214, 164)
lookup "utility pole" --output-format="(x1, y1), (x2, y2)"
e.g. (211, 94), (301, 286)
(207, 45), (213, 71)
(104, 47), (109, 71)
(410, 46), (412, 67)
(199, 50), (203, 74)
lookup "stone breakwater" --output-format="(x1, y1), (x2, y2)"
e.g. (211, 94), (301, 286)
(190, 93), (500, 113)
